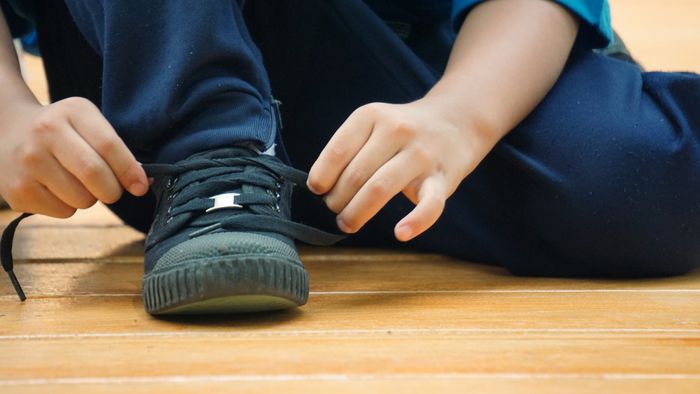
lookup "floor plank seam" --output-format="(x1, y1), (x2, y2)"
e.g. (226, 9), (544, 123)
(2, 328), (699, 340)
(4, 289), (700, 300)
(2, 373), (700, 386)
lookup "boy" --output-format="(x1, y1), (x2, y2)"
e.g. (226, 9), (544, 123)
(1, 0), (699, 314)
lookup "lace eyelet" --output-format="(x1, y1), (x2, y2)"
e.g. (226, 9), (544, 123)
(166, 176), (179, 190)
(274, 203), (281, 213)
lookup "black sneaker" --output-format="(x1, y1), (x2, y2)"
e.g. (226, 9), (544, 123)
(140, 146), (343, 314)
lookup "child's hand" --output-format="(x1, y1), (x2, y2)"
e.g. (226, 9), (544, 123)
(308, 0), (578, 242)
(307, 99), (497, 241)
(0, 98), (149, 218)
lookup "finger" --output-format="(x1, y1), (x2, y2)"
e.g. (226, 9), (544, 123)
(307, 104), (378, 194)
(47, 122), (124, 204)
(30, 154), (98, 209)
(394, 176), (446, 242)
(324, 125), (403, 213)
(336, 149), (425, 233)
(64, 98), (148, 196)
(7, 180), (76, 218)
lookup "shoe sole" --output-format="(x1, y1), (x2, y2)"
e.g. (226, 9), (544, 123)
(142, 257), (308, 315)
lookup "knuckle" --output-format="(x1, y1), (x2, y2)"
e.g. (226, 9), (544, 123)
(6, 199), (27, 213)
(387, 121), (415, 139)
(6, 178), (34, 202)
(60, 96), (94, 112)
(424, 193), (446, 211)
(18, 146), (43, 167)
(77, 159), (103, 181)
(93, 137), (118, 156)
(345, 168), (367, 189)
(12, 178), (34, 197)
(323, 196), (343, 214)
(410, 146), (432, 165)
(358, 102), (385, 117)
(101, 186), (123, 204)
(31, 117), (58, 136)
(74, 193), (98, 209)
(117, 161), (142, 186)
(53, 207), (77, 219)
(327, 145), (346, 164)
(367, 177), (391, 197)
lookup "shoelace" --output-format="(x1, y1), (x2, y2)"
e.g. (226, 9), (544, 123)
(1, 212), (32, 301)
(1, 153), (345, 301)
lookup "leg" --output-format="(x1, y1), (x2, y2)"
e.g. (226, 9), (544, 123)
(248, 1), (700, 277)
(61, 0), (278, 163)
(456, 51), (700, 278)
(33, 0), (345, 314)
(388, 53), (700, 277)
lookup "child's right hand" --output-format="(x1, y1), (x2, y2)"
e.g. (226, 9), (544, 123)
(0, 97), (149, 218)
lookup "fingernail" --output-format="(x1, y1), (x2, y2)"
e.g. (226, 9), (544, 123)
(129, 182), (148, 196)
(396, 225), (412, 241)
(337, 217), (352, 233)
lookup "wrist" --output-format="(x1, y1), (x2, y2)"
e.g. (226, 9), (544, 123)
(0, 72), (40, 107)
(0, 97), (41, 131)
(421, 83), (506, 145)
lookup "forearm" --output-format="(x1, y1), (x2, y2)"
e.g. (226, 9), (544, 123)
(426, 0), (578, 141)
(0, 8), (38, 116)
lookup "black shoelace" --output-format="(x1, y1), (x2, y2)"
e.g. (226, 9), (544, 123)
(2, 153), (345, 301)
(1, 212), (32, 301)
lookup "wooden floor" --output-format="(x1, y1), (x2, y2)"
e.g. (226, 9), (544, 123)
(2, 1), (700, 393)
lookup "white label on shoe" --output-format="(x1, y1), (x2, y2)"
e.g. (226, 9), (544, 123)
(206, 193), (243, 212)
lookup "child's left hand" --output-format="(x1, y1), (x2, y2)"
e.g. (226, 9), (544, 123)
(307, 98), (498, 241)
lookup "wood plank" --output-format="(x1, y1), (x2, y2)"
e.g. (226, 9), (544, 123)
(0, 204), (145, 260)
(3, 261), (700, 298)
(2, 336), (699, 380)
(6, 228), (145, 260)
(0, 203), (124, 227)
(3, 4), (699, 394)
(2, 379), (699, 394)
(1, 293), (697, 336)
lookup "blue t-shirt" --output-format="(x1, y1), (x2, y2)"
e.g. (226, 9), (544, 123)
(3, 0), (612, 48)
(363, 0), (612, 49)
(452, 0), (612, 47)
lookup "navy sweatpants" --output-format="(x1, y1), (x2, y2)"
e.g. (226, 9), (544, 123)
(38, 0), (700, 278)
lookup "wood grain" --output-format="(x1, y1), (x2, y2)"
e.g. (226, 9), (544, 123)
(3, 261), (700, 298)
(3, 379), (700, 394)
(1, 1), (699, 393)
(1, 292), (698, 336)
(2, 336), (700, 379)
